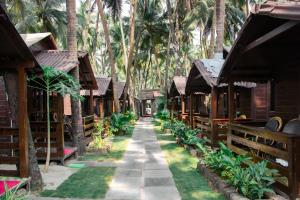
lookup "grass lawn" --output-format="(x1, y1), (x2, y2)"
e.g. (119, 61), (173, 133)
(155, 126), (225, 200)
(41, 167), (115, 199)
(78, 126), (134, 162)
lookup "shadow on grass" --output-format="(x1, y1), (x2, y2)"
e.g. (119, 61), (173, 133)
(154, 126), (225, 200)
(41, 167), (115, 199)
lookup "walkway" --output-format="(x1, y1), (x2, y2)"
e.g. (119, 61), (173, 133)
(105, 118), (181, 200)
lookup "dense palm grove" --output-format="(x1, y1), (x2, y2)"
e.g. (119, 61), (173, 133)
(2, 0), (252, 102)
(0, 0), (262, 195)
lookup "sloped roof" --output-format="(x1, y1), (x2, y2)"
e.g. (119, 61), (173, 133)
(139, 89), (162, 100)
(36, 50), (97, 89)
(169, 76), (187, 97)
(186, 54), (256, 95)
(21, 33), (53, 47)
(0, 6), (39, 69)
(81, 77), (112, 96)
(116, 82), (126, 100)
(218, 1), (300, 84)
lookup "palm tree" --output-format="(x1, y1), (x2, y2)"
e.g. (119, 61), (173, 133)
(66, 0), (85, 154)
(216, 0), (225, 54)
(11, 0), (67, 46)
(96, 0), (121, 112)
(123, 0), (137, 112)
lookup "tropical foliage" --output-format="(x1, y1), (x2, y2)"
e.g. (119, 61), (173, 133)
(28, 66), (82, 172)
(160, 118), (279, 200)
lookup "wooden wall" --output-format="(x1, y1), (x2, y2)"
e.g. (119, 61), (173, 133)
(271, 79), (300, 122)
(251, 83), (269, 120)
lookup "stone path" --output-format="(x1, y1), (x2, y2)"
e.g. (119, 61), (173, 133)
(104, 118), (181, 200)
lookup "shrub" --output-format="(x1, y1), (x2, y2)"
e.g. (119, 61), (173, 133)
(110, 112), (136, 135)
(197, 142), (278, 200)
(87, 135), (111, 153)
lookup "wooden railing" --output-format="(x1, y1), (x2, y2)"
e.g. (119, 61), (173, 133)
(228, 123), (300, 199)
(0, 127), (19, 176)
(31, 121), (64, 160)
(83, 115), (94, 137)
(193, 116), (228, 146)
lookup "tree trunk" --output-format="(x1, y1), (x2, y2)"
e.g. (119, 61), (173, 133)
(92, 9), (100, 57)
(208, 7), (216, 58)
(83, 0), (91, 51)
(3, 72), (43, 191)
(123, 0), (137, 112)
(164, 31), (172, 109)
(96, 0), (120, 112)
(166, 0), (180, 75)
(119, 16), (128, 70)
(216, 0), (225, 54)
(67, 0), (85, 154)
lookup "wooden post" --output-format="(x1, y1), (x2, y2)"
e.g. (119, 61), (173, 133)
(89, 89), (93, 115)
(228, 81), (235, 123)
(288, 136), (300, 199)
(181, 95), (185, 115)
(112, 99), (115, 113)
(99, 97), (104, 119)
(211, 87), (218, 147)
(18, 65), (29, 178)
(189, 94), (194, 128)
(171, 98), (175, 120)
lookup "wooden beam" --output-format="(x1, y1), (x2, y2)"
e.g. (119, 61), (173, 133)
(89, 89), (93, 115)
(211, 87), (218, 147)
(181, 95), (185, 114)
(0, 60), (35, 69)
(99, 97), (104, 119)
(228, 81), (235, 123)
(189, 94), (194, 128)
(243, 21), (299, 53)
(18, 64), (29, 178)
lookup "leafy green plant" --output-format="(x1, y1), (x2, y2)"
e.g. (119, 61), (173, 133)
(87, 135), (111, 153)
(1, 183), (26, 200)
(161, 120), (172, 131)
(197, 142), (277, 200)
(94, 120), (104, 135)
(29, 66), (83, 172)
(110, 112), (136, 135)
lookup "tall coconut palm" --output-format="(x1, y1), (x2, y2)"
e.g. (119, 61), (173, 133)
(66, 0), (85, 154)
(96, 0), (120, 112)
(216, 0), (225, 53)
(123, 0), (137, 112)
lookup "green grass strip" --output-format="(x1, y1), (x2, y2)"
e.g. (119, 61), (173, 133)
(41, 167), (115, 199)
(155, 126), (225, 200)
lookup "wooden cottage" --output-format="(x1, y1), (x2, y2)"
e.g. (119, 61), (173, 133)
(168, 76), (188, 122)
(81, 77), (114, 120)
(139, 89), (162, 117)
(0, 6), (40, 178)
(20, 34), (97, 163)
(185, 55), (268, 147)
(217, 2), (300, 198)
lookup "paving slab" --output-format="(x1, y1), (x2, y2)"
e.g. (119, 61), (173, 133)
(104, 118), (181, 200)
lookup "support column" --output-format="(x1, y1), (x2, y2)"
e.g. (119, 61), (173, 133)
(228, 81), (235, 123)
(18, 65), (29, 178)
(211, 87), (218, 147)
(112, 99), (115, 113)
(99, 97), (104, 119)
(171, 98), (175, 120)
(89, 89), (93, 115)
(189, 94), (194, 128)
(181, 95), (185, 115)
